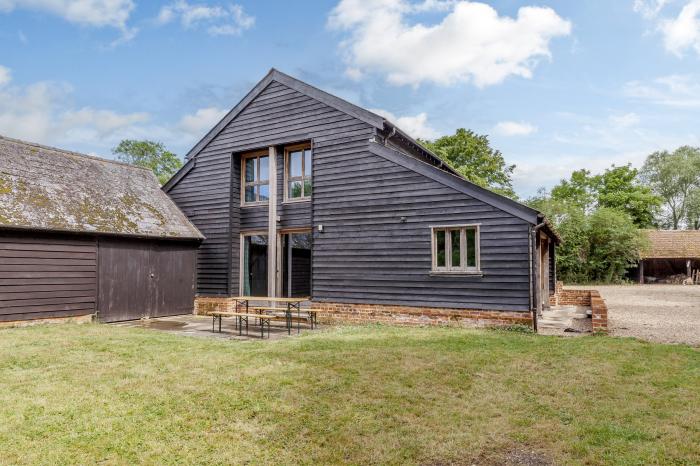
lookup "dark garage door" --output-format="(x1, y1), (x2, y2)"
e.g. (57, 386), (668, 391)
(0, 233), (97, 322)
(97, 238), (196, 322)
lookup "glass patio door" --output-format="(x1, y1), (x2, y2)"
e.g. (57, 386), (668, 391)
(280, 231), (312, 298)
(242, 234), (268, 296)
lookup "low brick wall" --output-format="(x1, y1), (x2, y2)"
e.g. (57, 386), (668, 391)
(549, 282), (608, 333)
(194, 296), (238, 315)
(311, 302), (532, 328)
(590, 290), (608, 333)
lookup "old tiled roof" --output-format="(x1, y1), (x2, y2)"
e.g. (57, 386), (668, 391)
(0, 135), (203, 239)
(641, 229), (700, 259)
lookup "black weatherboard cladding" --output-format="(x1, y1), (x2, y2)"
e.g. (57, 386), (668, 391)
(167, 72), (536, 311)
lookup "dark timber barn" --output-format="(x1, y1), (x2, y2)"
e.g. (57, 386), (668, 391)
(164, 69), (560, 328)
(0, 136), (203, 324)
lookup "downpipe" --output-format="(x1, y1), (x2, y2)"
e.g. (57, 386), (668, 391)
(530, 221), (546, 333)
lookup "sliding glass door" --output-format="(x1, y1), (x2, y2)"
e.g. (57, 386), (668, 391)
(242, 234), (268, 296)
(281, 231), (312, 298)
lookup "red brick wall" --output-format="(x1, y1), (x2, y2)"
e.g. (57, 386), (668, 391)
(311, 302), (532, 328)
(548, 282), (608, 333)
(590, 290), (608, 333)
(194, 296), (238, 315)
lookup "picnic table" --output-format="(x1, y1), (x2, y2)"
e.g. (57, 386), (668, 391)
(211, 296), (314, 337)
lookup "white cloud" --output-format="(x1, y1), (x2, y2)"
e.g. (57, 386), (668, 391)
(0, 65), (149, 148)
(659, 0), (700, 56)
(633, 0), (669, 19)
(178, 107), (227, 136)
(157, 1), (254, 36)
(328, 0), (571, 87)
(370, 108), (439, 139)
(0, 0), (134, 28)
(0, 66), (10, 87)
(624, 74), (700, 107)
(493, 120), (537, 136)
(608, 112), (640, 128)
(0, 0), (136, 43)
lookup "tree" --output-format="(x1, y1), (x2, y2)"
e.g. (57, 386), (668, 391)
(112, 140), (182, 185)
(596, 165), (661, 228)
(586, 208), (647, 282)
(640, 146), (700, 229)
(419, 129), (517, 198)
(540, 164), (660, 228)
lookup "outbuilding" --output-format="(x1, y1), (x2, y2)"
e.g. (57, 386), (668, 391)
(0, 135), (203, 324)
(638, 229), (700, 284)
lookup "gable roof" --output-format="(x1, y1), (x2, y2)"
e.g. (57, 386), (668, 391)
(641, 229), (700, 259)
(172, 68), (553, 231)
(0, 135), (203, 240)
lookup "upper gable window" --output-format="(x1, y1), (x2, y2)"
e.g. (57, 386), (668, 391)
(431, 225), (480, 274)
(285, 144), (312, 202)
(242, 151), (269, 205)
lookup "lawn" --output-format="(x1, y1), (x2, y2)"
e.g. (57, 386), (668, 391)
(0, 324), (698, 465)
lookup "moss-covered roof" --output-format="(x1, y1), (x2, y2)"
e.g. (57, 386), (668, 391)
(0, 135), (203, 240)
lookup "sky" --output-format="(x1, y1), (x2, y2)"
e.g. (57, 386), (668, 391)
(1, 0), (700, 197)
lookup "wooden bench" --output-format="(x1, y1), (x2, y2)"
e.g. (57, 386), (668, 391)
(211, 311), (273, 338)
(247, 306), (319, 330)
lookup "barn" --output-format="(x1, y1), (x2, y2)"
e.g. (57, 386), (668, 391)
(638, 229), (700, 284)
(0, 135), (203, 324)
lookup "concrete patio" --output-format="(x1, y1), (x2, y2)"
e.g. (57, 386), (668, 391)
(112, 314), (312, 341)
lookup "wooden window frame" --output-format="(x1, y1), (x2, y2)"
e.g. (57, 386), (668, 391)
(283, 143), (312, 203)
(241, 150), (270, 207)
(430, 224), (481, 274)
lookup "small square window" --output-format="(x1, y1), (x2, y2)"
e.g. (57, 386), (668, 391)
(431, 225), (479, 273)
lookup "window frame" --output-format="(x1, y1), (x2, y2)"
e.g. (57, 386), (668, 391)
(283, 143), (312, 203)
(240, 150), (270, 207)
(430, 224), (481, 274)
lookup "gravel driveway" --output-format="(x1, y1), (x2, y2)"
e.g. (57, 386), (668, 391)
(587, 285), (700, 346)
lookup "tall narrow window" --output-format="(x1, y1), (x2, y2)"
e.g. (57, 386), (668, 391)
(285, 144), (312, 201)
(242, 151), (269, 205)
(431, 225), (480, 273)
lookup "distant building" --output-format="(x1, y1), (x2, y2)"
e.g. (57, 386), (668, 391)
(638, 230), (700, 284)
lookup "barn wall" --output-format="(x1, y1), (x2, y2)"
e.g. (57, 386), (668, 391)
(0, 233), (97, 322)
(168, 78), (535, 312)
(311, 145), (533, 312)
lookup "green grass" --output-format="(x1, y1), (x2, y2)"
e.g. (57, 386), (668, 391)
(0, 324), (698, 465)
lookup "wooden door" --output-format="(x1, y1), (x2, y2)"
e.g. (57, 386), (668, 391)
(98, 239), (151, 322)
(98, 239), (196, 322)
(150, 242), (196, 317)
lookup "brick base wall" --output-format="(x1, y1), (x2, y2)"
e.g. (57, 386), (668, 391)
(0, 313), (93, 329)
(194, 296), (238, 315)
(311, 302), (533, 328)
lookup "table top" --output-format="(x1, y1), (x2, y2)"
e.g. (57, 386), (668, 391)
(232, 296), (310, 303)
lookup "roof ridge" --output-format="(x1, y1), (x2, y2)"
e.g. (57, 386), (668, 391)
(0, 134), (152, 172)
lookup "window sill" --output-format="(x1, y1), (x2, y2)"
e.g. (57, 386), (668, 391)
(429, 271), (483, 277)
(241, 202), (269, 208)
(282, 198), (311, 204)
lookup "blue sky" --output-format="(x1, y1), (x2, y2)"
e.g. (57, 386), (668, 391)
(1, 0), (700, 196)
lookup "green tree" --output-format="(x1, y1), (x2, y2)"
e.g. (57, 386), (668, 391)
(542, 164), (660, 228)
(686, 188), (700, 230)
(112, 140), (182, 185)
(596, 165), (661, 228)
(640, 146), (700, 229)
(419, 129), (517, 198)
(586, 208), (647, 282)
